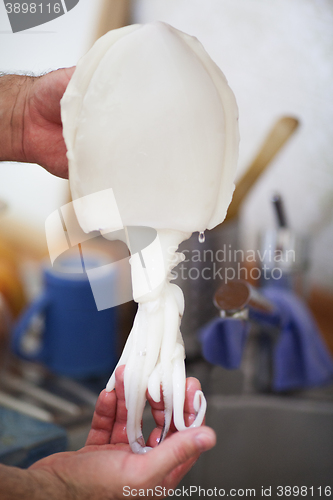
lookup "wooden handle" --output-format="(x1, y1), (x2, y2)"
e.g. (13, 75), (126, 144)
(94, 0), (131, 40)
(225, 116), (299, 221)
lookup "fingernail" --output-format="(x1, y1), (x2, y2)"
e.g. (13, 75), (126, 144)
(194, 429), (216, 452)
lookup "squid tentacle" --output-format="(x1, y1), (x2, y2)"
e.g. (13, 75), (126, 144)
(158, 285), (180, 442)
(159, 363), (173, 443)
(148, 363), (162, 403)
(105, 310), (140, 392)
(106, 240), (207, 454)
(172, 346), (207, 431)
(128, 299), (165, 453)
(124, 309), (145, 451)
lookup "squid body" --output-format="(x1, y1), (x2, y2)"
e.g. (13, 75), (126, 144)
(61, 21), (239, 453)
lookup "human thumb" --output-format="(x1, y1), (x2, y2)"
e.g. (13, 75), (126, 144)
(143, 426), (216, 484)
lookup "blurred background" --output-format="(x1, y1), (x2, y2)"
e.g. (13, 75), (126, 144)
(1, 0), (332, 350)
(0, 0), (333, 489)
(1, 0), (333, 286)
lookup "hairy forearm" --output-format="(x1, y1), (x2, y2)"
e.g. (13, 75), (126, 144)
(0, 464), (67, 500)
(0, 74), (33, 163)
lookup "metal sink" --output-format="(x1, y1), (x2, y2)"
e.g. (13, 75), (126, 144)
(144, 393), (333, 496)
(180, 395), (333, 494)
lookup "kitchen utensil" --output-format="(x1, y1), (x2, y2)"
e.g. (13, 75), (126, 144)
(94, 0), (130, 40)
(226, 116), (299, 220)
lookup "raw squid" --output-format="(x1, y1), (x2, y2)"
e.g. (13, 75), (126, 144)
(61, 21), (239, 453)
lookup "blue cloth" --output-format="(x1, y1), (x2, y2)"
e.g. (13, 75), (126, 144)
(260, 287), (333, 391)
(199, 287), (333, 391)
(200, 318), (250, 370)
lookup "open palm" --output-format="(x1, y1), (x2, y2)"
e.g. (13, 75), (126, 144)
(29, 367), (215, 499)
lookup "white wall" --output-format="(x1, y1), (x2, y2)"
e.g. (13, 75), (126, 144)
(0, 0), (104, 228)
(132, 0), (333, 291)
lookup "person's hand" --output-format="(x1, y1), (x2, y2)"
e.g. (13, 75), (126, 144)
(28, 366), (216, 500)
(0, 68), (75, 178)
(22, 68), (75, 178)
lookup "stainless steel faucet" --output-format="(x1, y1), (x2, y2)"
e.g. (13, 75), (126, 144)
(214, 280), (275, 319)
(214, 280), (280, 393)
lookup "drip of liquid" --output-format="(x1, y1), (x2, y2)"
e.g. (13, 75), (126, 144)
(198, 231), (205, 243)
